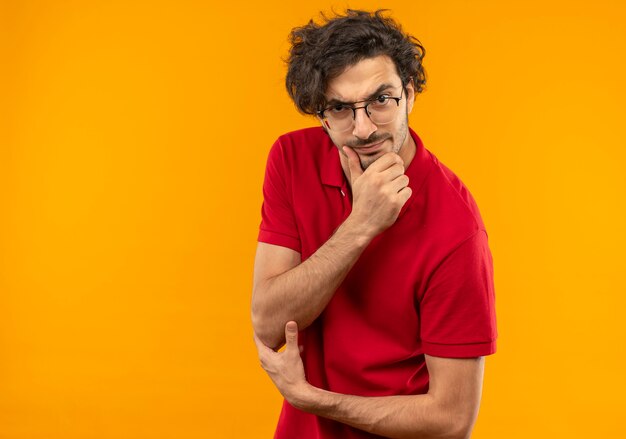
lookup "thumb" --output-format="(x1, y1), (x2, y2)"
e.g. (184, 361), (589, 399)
(342, 146), (363, 182)
(285, 321), (298, 351)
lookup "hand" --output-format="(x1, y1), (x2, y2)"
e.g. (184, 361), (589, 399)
(254, 321), (314, 410)
(343, 147), (412, 238)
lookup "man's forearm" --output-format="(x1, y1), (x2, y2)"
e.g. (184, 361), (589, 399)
(295, 387), (473, 439)
(254, 322), (483, 439)
(251, 215), (373, 348)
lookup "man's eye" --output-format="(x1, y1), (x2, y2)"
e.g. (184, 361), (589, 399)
(374, 95), (390, 104)
(330, 105), (348, 113)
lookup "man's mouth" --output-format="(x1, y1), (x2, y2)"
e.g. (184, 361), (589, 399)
(354, 138), (388, 153)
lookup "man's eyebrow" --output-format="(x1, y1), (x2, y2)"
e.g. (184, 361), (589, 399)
(363, 83), (397, 101)
(326, 83), (397, 106)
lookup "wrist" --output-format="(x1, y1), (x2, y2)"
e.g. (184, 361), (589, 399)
(342, 215), (376, 246)
(288, 382), (319, 412)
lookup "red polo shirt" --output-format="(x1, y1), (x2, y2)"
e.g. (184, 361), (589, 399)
(258, 127), (497, 438)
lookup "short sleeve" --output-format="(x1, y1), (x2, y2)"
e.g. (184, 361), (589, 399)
(258, 139), (301, 253)
(420, 230), (497, 358)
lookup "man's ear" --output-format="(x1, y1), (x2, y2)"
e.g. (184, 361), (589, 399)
(405, 79), (416, 114)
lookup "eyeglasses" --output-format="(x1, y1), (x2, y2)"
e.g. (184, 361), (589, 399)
(317, 87), (404, 132)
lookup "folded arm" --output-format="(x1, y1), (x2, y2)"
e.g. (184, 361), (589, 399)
(302, 355), (484, 439)
(254, 322), (485, 439)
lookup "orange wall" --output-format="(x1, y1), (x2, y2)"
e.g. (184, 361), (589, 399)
(1, 1), (625, 437)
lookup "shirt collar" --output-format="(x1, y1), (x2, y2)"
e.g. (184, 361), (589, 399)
(320, 136), (345, 188)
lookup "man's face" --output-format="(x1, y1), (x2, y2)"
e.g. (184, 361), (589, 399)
(321, 55), (415, 170)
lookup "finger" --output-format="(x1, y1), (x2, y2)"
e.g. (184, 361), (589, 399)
(342, 146), (364, 182)
(379, 162), (405, 182)
(284, 321), (298, 352)
(388, 174), (410, 193)
(398, 186), (413, 203)
(253, 332), (274, 356)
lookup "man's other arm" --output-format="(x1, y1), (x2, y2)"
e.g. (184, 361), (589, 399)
(303, 355), (484, 439)
(251, 149), (411, 349)
(255, 322), (484, 439)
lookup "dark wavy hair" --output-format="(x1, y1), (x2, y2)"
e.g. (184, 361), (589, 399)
(285, 9), (426, 115)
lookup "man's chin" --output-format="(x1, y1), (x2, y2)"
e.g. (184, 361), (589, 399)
(359, 151), (386, 170)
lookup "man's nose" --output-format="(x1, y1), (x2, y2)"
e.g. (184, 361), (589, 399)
(352, 107), (377, 139)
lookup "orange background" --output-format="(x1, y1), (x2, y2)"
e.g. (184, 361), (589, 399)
(2, 0), (625, 437)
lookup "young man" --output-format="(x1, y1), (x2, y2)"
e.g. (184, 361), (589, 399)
(252, 10), (497, 439)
